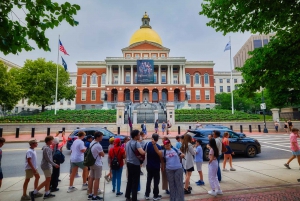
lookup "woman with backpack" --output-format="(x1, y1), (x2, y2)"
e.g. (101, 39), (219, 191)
(153, 139), (185, 201)
(109, 138), (126, 196)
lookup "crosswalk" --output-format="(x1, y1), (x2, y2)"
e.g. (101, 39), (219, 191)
(250, 134), (295, 152)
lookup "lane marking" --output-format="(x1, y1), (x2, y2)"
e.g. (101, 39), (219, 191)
(261, 145), (290, 152)
(262, 142), (290, 148)
(2, 148), (30, 152)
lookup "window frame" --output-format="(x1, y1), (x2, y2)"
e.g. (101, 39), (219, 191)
(205, 90), (210, 100)
(81, 90), (86, 101)
(91, 90), (96, 101)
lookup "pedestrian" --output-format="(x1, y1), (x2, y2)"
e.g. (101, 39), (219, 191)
(141, 121), (147, 136)
(125, 130), (145, 201)
(104, 137), (114, 183)
(144, 134), (163, 200)
(167, 120), (172, 135)
(195, 122), (202, 129)
(153, 139), (185, 201)
(140, 131), (146, 176)
(207, 138), (223, 196)
(181, 134), (195, 194)
(49, 132), (66, 192)
(155, 119), (159, 134)
(87, 131), (105, 200)
(68, 131), (88, 193)
(36, 136), (59, 199)
(194, 139), (204, 186)
(284, 128), (300, 169)
(85, 135), (94, 149)
(0, 137), (5, 189)
(213, 130), (222, 182)
(160, 136), (170, 194)
(175, 136), (182, 149)
(284, 121), (289, 133)
(288, 119), (293, 132)
(274, 121), (279, 133)
(121, 136), (130, 149)
(222, 132), (236, 171)
(161, 121), (166, 135)
(109, 138), (126, 196)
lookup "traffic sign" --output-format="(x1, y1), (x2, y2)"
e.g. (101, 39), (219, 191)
(260, 103), (266, 110)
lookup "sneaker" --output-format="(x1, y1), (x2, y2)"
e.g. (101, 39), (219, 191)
(91, 195), (103, 200)
(82, 183), (88, 190)
(188, 186), (192, 191)
(29, 191), (35, 201)
(116, 192), (123, 197)
(284, 163), (291, 169)
(67, 186), (77, 193)
(208, 190), (217, 196)
(34, 192), (43, 198)
(196, 181), (205, 186)
(216, 190), (223, 195)
(43, 193), (55, 199)
(165, 189), (170, 194)
(184, 188), (191, 194)
(230, 168), (236, 171)
(104, 175), (110, 182)
(20, 195), (31, 200)
(88, 194), (93, 200)
(153, 195), (162, 200)
(50, 188), (59, 192)
(144, 195), (150, 200)
(222, 168), (229, 171)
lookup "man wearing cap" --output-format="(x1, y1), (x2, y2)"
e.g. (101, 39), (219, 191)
(21, 139), (43, 201)
(87, 131), (105, 200)
(144, 134), (163, 201)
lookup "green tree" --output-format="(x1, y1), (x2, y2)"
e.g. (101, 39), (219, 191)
(17, 58), (76, 111)
(0, 0), (80, 55)
(0, 61), (23, 112)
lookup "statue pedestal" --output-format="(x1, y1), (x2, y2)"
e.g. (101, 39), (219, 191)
(102, 101), (108, 110)
(182, 100), (191, 109)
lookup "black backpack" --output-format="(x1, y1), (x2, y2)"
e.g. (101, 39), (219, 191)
(83, 142), (98, 167)
(111, 148), (121, 170)
(53, 144), (65, 164)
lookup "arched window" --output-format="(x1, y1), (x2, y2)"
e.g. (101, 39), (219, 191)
(206, 104), (211, 109)
(124, 89), (130, 101)
(101, 74), (106, 84)
(91, 73), (97, 85)
(134, 90), (140, 101)
(82, 74), (87, 85)
(186, 73), (190, 84)
(204, 73), (209, 84)
(162, 89), (168, 101)
(194, 73), (200, 85)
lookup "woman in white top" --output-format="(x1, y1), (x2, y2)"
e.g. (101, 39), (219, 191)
(180, 134), (195, 194)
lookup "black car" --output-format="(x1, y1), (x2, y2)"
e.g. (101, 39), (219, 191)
(66, 127), (126, 152)
(201, 124), (247, 138)
(188, 128), (261, 161)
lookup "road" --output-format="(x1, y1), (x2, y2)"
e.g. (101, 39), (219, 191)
(1, 134), (295, 178)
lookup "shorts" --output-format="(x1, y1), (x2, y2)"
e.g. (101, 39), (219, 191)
(155, 128), (158, 132)
(162, 128), (165, 132)
(195, 162), (203, 171)
(72, 161), (86, 169)
(0, 171), (3, 180)
(292, 150), (300, 156)
(25, 169), (39, 179)
(42, 169), (52, 177)
(186, 166), (194, 172)
(89, 165), (102, 179)
(224, 145), (233, 154)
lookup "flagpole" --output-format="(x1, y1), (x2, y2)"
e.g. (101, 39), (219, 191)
(54, 35), (60, 115)
(229, 36), (234, 114)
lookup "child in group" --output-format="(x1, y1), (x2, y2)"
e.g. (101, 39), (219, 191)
(0, 137), (5, 189)
(105, 137), (114, 183)
(208, 139), (222, 196)
(85, 135), (94, 149)
(194, 139), (204, 185)
(175, 136), (182, 149)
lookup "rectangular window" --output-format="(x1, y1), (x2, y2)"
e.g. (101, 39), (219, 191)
(126, 54), (131, 58)
(101, 74), (106, 84)
(134, 73), (137, 83)
(69, 79), (72, 84)
(263, 39), (268, 45)
(161, 54), (165, 58)
(220, 86), (223, 92)
(234, 79), (237, 83)
(60, 99), (63, 105)
(205, 90), (210, 100)
(152, 54), (157, 58)
(81, 90), (86, 101)
(143, 54), (149, 58)
(227, 79), (230, 83)
(254, 39), (262, 49)
(154, 73), (157, 83)
(91, 90), (96, 101)
(101, 90), (105, 100)
(114, 75), (118, 84)
(161, 73), (166, 83)
(67, 100), (71, 105)
(219, 79), (223, 83)
(227, 86), (231, 92)
(135, 54), (140, 58)
(195, 90), (200, 100)
(125, 73), (130, 83)
(186, 90), (191, 100)
(173, 74), (178, 84)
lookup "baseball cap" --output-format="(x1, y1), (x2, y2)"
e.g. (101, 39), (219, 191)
(163, 140), (171, 145)
(109, 137), (115, 143)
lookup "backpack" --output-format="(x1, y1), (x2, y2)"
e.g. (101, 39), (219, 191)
(53, 144), (65, 164)
(141, 124), (143, 128)
(111, 148), (121, 170)
(83, 142), (98, 167)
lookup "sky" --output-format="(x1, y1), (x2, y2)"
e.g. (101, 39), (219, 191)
(1, 0), (253, 72)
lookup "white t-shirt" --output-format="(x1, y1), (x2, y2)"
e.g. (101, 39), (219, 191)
(25, 148), (38, 170)
(90, 140), (103, 166)
(215, 137), (222, 155)
(70, 139), (86, 163)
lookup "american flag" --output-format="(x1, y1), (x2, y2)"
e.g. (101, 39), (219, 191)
(59, 39), (69, 55)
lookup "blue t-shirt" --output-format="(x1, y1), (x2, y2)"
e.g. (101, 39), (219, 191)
(194, 145), (203, 162)
(85, 141), (91, 149)
(144, 142), (162, 169)
(175, 142), (182, 150)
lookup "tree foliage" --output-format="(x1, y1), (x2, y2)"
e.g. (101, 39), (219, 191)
(0, 0), (80, 55)
(16, 58), (76, 111)
(0, 61), (23, 111)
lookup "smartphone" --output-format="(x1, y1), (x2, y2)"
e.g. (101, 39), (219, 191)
(59, 131), (63, 133)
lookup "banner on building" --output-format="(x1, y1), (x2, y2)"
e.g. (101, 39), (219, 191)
(137, 59), (154, 84)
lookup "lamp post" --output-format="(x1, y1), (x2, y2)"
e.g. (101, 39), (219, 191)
(262, 90), (268, 133)
(143, 98), (148, 122)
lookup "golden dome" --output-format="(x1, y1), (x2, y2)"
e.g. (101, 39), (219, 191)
(129, 28), (162, 46)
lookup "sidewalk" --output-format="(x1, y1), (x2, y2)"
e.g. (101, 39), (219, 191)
(1, 158), (299, 201)
(1, 130), (287, 143)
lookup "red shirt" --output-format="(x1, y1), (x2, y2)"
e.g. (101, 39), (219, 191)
(109, 146), (125, 167)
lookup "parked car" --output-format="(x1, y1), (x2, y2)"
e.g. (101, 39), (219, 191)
(202, 124), (246, 138)
(66, 127), (126, 152)
(188, 128), (261, 161)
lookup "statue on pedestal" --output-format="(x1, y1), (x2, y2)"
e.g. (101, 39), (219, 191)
(185, 92), (188, 101)
(104, 92), (107, 101)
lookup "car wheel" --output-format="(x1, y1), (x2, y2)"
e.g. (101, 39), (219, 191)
(246, 145), (257, 158)
(203, 147), (210, 161)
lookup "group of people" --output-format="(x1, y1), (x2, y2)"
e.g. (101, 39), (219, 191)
(142, 120), (172, 136)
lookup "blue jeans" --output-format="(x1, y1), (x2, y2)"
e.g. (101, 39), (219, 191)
(217, 156), (221, 181)
(112, 167), (123, 193)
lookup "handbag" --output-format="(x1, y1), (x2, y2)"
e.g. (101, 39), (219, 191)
(130, 141), (145, 164)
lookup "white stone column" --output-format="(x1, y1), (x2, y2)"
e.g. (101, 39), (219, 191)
(121, 65), (124, 84)
(118, 65), (121, 85)
(131, 65), (133, 84)
(271, 108), (280, 122)
(158, 65), (161, 84)
(182, 65), (185, 84)
(106, 66), (109, 85)
(168, 65), (170, 84)
(179, 65), (181, 84)
(133, 110), (138, 124)
(109, 65), (112, 84)
(116, 102), (125, 125)
(171, 65), (173, 84)
(154, 110), (158, 122)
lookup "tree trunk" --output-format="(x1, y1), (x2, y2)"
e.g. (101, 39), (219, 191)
(42, 105), (45, 112)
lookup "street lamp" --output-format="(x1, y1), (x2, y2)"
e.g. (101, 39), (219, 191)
(262, 90), (268, 133)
